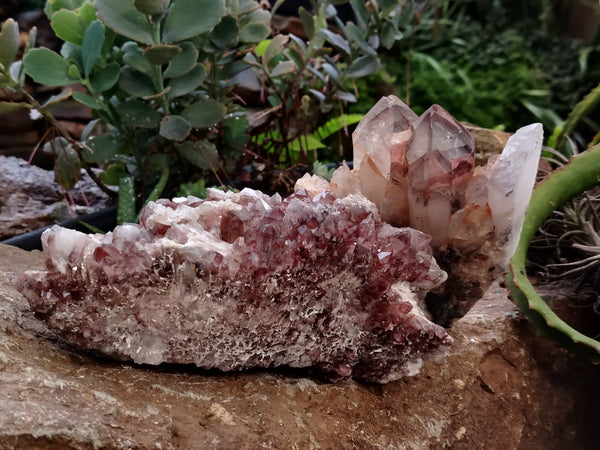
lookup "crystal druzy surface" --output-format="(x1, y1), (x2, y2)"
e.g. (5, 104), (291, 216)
(15, 188), (451, 382)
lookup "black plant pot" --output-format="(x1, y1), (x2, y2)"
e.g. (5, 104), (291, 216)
(1, 206), (118, 251)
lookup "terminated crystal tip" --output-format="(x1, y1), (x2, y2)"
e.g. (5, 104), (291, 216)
(14, 188), (452, 383)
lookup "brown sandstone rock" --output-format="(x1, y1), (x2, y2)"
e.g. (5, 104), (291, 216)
(0, 244), (599, 449)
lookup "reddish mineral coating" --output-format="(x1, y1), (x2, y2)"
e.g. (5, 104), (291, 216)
(14, 188), (451, 383)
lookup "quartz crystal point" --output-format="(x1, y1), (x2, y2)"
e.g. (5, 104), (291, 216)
(298, 95), (543, 323)
(14, 188), (452, 383)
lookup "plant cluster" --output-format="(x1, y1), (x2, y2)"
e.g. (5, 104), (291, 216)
(0, 0), (415, 223)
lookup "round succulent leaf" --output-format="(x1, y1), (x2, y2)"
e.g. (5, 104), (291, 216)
(0, 18), (20, 70)
(118, 66), (155, 98)
(122, 42), (154, 75)
(51, 10), (86, 44)
(45, 0), (86, 16)
(159, 114), (192, 141)
(90, 61), (120, 93)
(83, 133), (124, 163)
(72, 91), (102, 109)
(144, 44), (182, 65)
(239, 22), (270, 43)
(95, 0), (153, 45)
(164, 42), (198, 78)
(162, 0), (226, 43)
(82, 21), (105, 77)
(60, 42), (83, 69)
(181, 99), (226, 128)
(166, 63), (206, 99)
(133, 0), (170, 17)
(175, 140), (218, 171)
(54, 140), (82, 190)
(247, 9), (271, 25)
(24, 48), (80, 87)
(118, 99), (160, 128)
(210, 15), (239, 49)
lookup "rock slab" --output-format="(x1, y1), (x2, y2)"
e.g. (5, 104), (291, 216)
(1, 244), (599, 449)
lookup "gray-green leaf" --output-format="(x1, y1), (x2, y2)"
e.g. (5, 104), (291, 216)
(82, 21), (105, 77)
(95, 0), (153, 45)
(160, 115), (192, 141)
(163, 0), (226, 43)
(181, 99), (226, 128)
(164, 42), (199, 78)
(24, 48), (80, 87)
(0, 19), (19, 71)
(166, 63), (206, 98)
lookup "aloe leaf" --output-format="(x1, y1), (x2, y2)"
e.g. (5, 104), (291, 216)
(24, 48), (80, 86)
(507, 143), (600, 361)
(181, 99), (226, 128)
(95, 0), (153, 45)
(117, 175), (137, 224)
(164, 42), (198, 78)
(163, 0), (225, 43)
(0, 19), (19, 71)
(141, 167), (169, 211)
(82, 21), (104, 77)
(159, 115), (192, 141)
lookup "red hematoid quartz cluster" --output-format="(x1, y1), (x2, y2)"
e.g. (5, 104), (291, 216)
(15, 188), (451, 382)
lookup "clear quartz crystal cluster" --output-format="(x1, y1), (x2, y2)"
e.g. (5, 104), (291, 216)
(297, 96), (543, 323)
(14, 188), (452, 383)
(298, 96), (543, 264)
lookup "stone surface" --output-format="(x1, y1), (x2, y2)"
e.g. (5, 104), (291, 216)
(0, 156), (112, 240)
(14, 188), (451, 383)
(2, 244), (599, 449)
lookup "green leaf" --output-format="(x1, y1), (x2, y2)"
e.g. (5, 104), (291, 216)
(163, 0), (226, 43)
(144, 44), (182, 65)
(0, 19), (19, 71)
(211, 15), (238, 49)
(0, 101), (30, 115)
(122, 42), (154, 75)
(181, 99), (226, 128)
(224, 113), (248, 148)
(346, 23), (376, 56)
(322, 29), (350, 57)
(72, 91), (103, 109)
(133, 0), (170, 17)
(24, 48), (80, 87)
(254, 39), (270, 57)
(90, 61), (120, 92)
(346, 54), (380, 78)
(53, 138), (81, 190)
(82, 21), (105, 77)
(51, 10), (86, 44)
(41, 88), (73, 108)
(288, 134), (325, 152)
(45, 0), (86, 16)
(239, 22), (271, 43)
(119, 99), (160, 128)
(298, 7), (314, 40)
(159, 115), (192, 141)
(83, 134), (124, 163)
(60, 42), (83, 70)
(99, 163), (127, 186)
(166, 63), (206, 98)
(176, 140), (219, 171)
(118, 66), (155, 97)
(164, 42), (198, 78)
(270, 60), (296, 77)
(95, 0), (153, 45)
(117, 175), (137, 224)
(264, 34), (288, 66)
